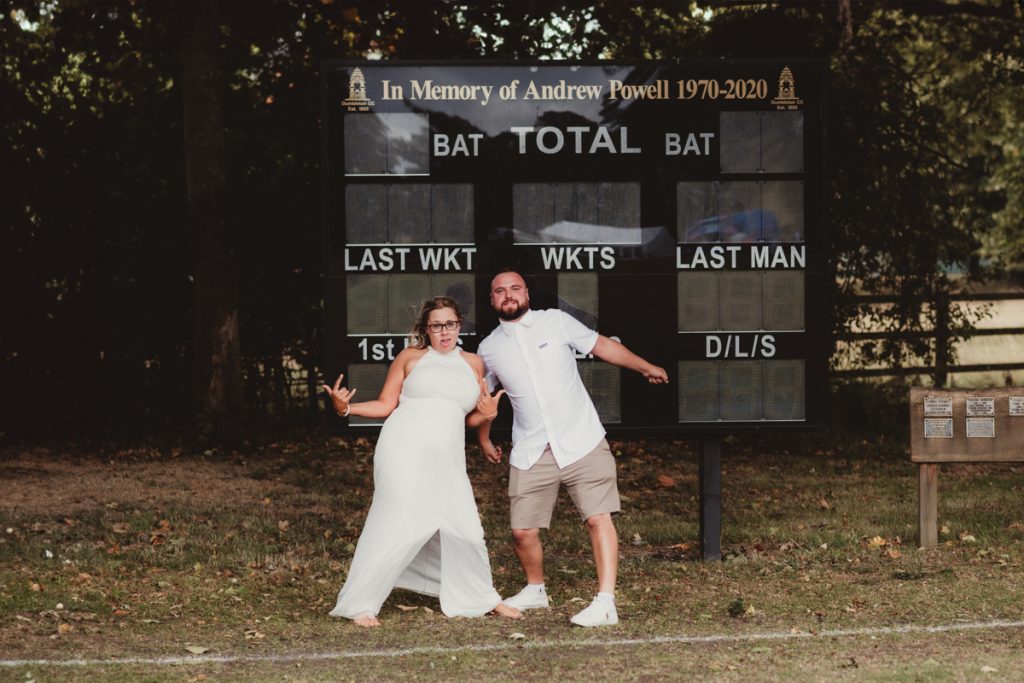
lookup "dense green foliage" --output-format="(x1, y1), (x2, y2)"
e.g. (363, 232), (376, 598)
(1, 0), (1021, 436)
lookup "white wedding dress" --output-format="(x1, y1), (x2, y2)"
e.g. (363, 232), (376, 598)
(329, 347), (503, 619)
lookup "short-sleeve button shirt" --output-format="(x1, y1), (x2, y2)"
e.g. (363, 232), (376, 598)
(478, 308), (604, 470)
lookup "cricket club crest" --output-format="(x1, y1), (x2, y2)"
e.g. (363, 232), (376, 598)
(770, 66), (804, 110)
(342, 67), (375, 112)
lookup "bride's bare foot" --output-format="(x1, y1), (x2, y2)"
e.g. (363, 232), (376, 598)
(353, 614), (381, 627)
(491, 603), (523, 619)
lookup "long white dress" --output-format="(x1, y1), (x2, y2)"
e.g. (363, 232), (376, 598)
(329, 347), (503, 619)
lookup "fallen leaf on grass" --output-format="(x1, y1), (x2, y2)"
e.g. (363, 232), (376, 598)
(818, 497), (831, 510)
(421, 606), (433, 614)
(886, 549), (901, 559)
(657, 474), (675, 488)
(396, 605), (417, 612)
(244, 630), (265, 640)
(508, 632), (526, 640)
(58, 623), (71, 635)
(981, 665), (998, 673)
(865, 536), (886, 548)
(185, 645), (209, 655)
(112, 523), (130, 534)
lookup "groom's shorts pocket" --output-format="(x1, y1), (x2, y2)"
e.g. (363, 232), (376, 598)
(563, 440), (620, 522)
(509, 449), (561, 529)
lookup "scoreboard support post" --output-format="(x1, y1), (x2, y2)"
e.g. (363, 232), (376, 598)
(699, 436), (722, 561)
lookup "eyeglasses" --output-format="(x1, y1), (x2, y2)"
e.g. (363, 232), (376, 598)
(426, 320), (461, 333)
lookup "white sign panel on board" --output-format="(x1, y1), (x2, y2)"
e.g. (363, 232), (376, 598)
(923, 418), (953, 439)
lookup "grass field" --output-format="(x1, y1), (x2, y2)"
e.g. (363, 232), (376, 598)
(1, 428), (1023, 681)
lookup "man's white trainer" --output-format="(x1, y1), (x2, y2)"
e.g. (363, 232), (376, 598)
(502, 585), (550, 610)
(570, 596), (618, 627)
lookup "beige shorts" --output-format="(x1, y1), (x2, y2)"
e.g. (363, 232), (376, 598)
(508, 439), (620, 529)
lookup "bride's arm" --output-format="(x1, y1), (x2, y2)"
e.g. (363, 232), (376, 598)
(463, 353), (504, 429)
(476, 417), (503, 464)
(323, 350), (411, 419)
(466, 376), (505, 428)
(462, 354), (505, 463)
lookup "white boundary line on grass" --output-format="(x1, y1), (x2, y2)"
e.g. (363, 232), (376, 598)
(2, 618), (1023, 668)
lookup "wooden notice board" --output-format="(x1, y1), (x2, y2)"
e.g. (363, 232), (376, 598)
(910, 386), (1024, 463)
(909, 386), (1024, 548)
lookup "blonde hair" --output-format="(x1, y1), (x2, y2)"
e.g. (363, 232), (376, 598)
(409, 296), (462, 349)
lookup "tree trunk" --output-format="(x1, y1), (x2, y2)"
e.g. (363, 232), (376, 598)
(837, 0), (854, 52)
(181, 0), (242, 445)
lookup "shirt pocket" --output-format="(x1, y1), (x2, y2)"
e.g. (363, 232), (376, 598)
(535, 341), (566, 368)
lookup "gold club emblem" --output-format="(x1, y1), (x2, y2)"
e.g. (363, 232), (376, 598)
(342, 67), (375, 112)
(770, 66), (804, 110)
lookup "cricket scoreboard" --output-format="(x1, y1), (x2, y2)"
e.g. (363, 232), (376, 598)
(322, 61), (826, 433)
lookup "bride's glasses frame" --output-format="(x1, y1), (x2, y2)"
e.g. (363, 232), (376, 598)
(425, 320), (461, 333)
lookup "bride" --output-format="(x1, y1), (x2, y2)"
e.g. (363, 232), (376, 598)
(323, 296), (521, 626)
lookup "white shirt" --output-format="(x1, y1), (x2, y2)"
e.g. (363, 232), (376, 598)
(478, 308), (604, 470)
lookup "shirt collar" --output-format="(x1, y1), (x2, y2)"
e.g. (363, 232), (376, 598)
(498, 308), (535, 335)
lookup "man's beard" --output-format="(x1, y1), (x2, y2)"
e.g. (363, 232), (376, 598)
(496, 300), (528, 321)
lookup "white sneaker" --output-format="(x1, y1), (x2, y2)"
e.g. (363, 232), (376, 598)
(502, 585), (550, 610)
(570, 597), (618, 627)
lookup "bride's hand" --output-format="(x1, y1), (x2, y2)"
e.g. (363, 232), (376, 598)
(476, 377), (506, 420)
(322, 373), (357, 416)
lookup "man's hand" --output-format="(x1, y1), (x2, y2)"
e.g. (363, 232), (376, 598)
(481, 439), (503, 464)
(642, 364), (669, 384)
(322, 373), (357, 416)
(592, 336), (669, 385)
(475, 377), (506, 421)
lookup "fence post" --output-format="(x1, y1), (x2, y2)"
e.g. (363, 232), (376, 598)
(933, 291), (949, 388)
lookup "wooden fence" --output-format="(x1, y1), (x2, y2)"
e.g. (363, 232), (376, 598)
(833, 290), (1024, 386)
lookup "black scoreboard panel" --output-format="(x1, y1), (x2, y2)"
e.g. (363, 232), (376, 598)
(323, 61), (825, 433)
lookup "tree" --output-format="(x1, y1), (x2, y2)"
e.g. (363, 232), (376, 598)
(181, 0), (242, 443)
(1, 0), (1021, 437)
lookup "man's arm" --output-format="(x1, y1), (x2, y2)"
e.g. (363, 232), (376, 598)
(477, 418), (503, 463)
(591, 335), (669, 384)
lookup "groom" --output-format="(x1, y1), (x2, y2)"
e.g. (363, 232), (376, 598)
(477, 269), (668, 627)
